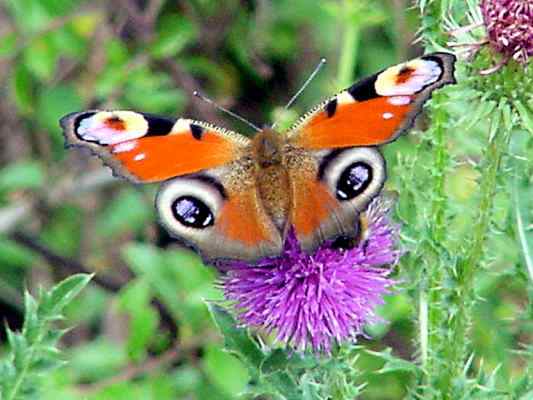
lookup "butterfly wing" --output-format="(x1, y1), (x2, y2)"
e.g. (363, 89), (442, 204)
(61, 110), (251, 182)
(155, 163), (283, 262)
(283, 52), (456, 251)
(287, 52), (456, 149)
(61, 110), (282, 262)
(284, 146), (387, 251)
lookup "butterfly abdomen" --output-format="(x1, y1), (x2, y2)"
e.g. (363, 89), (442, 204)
(252, 129), (291, 232)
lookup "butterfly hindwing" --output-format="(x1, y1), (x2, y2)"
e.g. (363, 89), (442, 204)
(287, 52), (456, 149)
(284, 146), (387, 252)
(156, 162), (283, 262)
(61, 110), (250, 183)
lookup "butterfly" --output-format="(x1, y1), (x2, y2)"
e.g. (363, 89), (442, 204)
(61, 52), (456, 263)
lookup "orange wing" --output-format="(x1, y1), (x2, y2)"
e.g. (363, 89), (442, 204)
(287, 52), (456, 149)
(61, 110), (250, 182)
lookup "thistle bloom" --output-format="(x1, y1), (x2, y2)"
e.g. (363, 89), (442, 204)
(219, 197), (400, 353)
(481, 0), (533, 65)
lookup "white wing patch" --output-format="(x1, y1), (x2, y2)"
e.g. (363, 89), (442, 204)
(76, 111), (149, 145)
(375, 59), (442, 96)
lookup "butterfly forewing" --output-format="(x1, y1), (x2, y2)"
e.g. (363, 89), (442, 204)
(286, 52), (456, 149)
(61, 110), (250, 182)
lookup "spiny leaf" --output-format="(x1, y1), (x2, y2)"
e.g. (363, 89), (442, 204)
(206, 302), (264, 370)
(515, 100), (533, 135)
(0, 274), (91, 400)
(366, 348), (420, 375)
(39, 273), (92, 319)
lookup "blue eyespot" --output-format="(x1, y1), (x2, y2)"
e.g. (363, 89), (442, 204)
(172, 196), (214, 229)
(336, 162), (372, 201)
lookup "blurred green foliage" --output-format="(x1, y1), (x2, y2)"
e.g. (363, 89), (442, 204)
(0, 0), (531, 399)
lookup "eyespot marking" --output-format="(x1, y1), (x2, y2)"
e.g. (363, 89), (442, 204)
(336, 162), (373, 201)
(104, 116), (126, 131)
(190, 124), (204, 140)
(376, 59), (442, 96)
(194, 175), (228, 200)
(325, 98), (338, 118)
(171, 196), (214, 229)
(75, 111), (148, 145)
(396, 66), (415, 84)
(382, 112), (394, 120)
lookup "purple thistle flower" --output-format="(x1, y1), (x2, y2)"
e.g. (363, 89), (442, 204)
(481, 0), (533, 65)
(219, 197), (401, 353)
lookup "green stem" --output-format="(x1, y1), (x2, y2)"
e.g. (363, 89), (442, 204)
(513, 174), (533, 284)
(421, 93), (450, 390)
(419, 289), (429, 367)
(337, 20), (359, 88)
(443, 110), (509, 393)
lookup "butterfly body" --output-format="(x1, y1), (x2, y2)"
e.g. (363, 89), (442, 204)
(61, 53), (456, 263)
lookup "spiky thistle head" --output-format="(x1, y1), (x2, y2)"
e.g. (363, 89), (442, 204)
(218, 196), (401, 353)
(481, 0), (533, 64)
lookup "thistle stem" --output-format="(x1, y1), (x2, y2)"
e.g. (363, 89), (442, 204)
(422, 93), (450, 389)
(337, 19), (359, 88)
(443, 114), (510, 390)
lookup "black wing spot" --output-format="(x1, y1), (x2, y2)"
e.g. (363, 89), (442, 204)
(144, 114), (176, 136)
(325, 98), (338, 118)
(347, 74), (379, 101)
(190, 124), (204, 140)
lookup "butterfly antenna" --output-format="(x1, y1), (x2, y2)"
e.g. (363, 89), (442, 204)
(193, 91), (262, 132)
(271, 57), (327, 130)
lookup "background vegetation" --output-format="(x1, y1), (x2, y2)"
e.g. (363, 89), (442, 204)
(0, 0), (531, 399)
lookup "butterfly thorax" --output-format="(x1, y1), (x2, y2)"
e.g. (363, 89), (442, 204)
(252, 128), (290, 232)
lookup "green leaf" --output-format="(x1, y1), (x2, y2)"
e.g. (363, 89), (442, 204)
(117, 279), (159, 361)
(23, 36), (58, 81)
(261, 349), (291, 375)
(206, 303), (264, 369)
(203, 344), (249, 397)
(22, 291), (39, 342)
(0, 238), (36, 268)
(0, 160), (45, 192)
(365, 348), (419, 375)
(6, 0), (52, 34)
(68, 339), (128, 382)
(0, 33), (17, 58)
(150, 15), (198, 59)
(10, 63), (35, 114)
(96, 188), (152, 237)
(39, 273), (92, 319)
(36, 84), (83, 136)
(1, 274), (91, 399)
(515, 100), (533, 135)
(40, 205), (83, 257)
